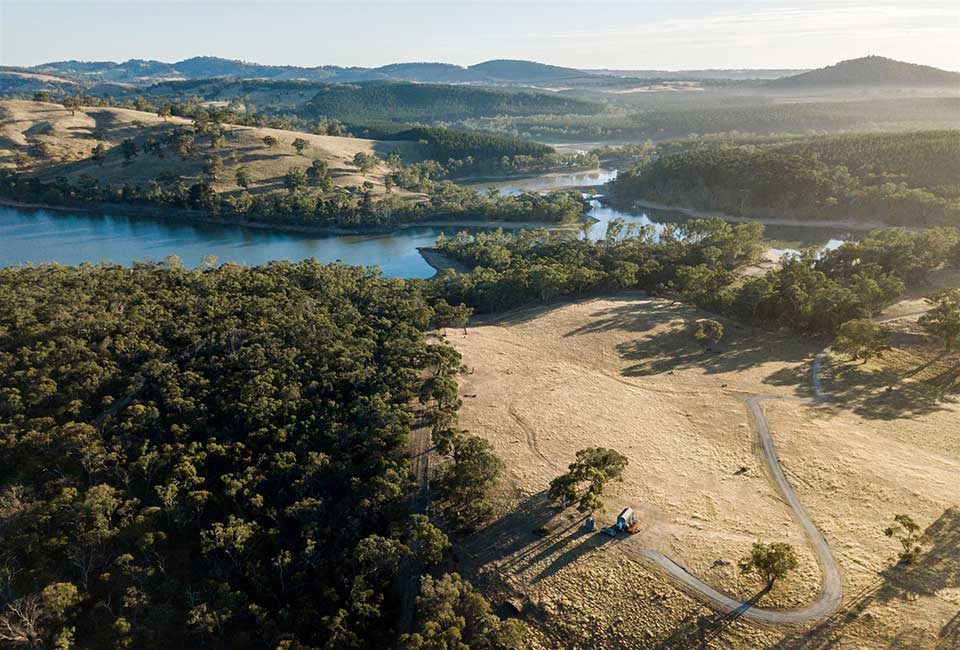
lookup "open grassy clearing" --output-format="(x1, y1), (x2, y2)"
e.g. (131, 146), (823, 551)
(447, 293), (959, 648)
(0, 99), (428, 200)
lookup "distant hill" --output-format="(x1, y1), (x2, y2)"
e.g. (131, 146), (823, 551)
(32, 57), (354, 83)
(26, 56), (609, 87)
(0, 69), (82, 96)
(15, 56), (807, 90)
(100, 78), (605, 125)
(302, 81), (604, 123)
(466, 59), (586, 84)
(372, 62), (487, 83)
(585, 68), (807, 81)
(766, 56), (960, 88)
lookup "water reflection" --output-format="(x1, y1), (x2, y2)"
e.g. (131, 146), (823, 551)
(2, 168), (857, 275)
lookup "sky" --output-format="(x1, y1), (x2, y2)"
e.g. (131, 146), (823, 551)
(1, 0), (958, 71)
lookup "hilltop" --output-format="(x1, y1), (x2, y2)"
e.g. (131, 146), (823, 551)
(767, 55), (960, 88)
(0, 56), (830, 89)
(0, 99), (426, 200)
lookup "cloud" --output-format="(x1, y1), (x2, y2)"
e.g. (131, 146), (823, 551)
(551, 3), (952, 41)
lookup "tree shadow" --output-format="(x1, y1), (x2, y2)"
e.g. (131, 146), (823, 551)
(940, 610), (960, 650)
(653, 587), (771, 650)
(460, 491), (568, 567)
(457, 491), (625, 588)
(772, 507), (960, 649)
(614, 316), (813, 381)
(531, 531), (615, 583)
(818, 357), (959, 420)
(563, 297), (682, 337)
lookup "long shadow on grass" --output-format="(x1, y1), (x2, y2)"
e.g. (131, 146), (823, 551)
(459, 490), (621, 587)
(653, 587), (771, 650)
(817, 356), (959, 420)
(613, 318), (813, 381)
(467, 291), (652, 330)
(772, 507), (960, 649)
(563, 298), (685, 337)
(531, 532), (615, 583)
(461, 491), (566, 569)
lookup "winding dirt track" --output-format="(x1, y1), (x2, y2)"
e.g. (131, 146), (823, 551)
(636, 352), (843, 624)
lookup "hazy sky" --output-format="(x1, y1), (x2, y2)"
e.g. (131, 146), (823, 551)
(2, 0), (958, 71)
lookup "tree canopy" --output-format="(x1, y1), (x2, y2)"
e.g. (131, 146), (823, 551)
(0, 260), (513, 649)
(548, 448), (628, 513)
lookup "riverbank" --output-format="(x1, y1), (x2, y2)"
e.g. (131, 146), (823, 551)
(627, 198), (895, 232)
(0, 198), (582, 238)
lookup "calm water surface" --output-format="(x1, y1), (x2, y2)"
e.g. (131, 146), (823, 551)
(0, 169), (854, 276)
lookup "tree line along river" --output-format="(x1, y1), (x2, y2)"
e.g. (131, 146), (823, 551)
(0, 170), (852, 277)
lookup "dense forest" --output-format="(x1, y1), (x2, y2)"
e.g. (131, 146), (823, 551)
(303, 81), (603, 123)
(609, 130), (960, 227)
(0, 260), (519, 649)
(431, 221), (960, 337)
(0, 168), (587, 228)
(57, 78), (604, 125)
(391, 127), (551, 164)
(454, 98), (960, 142)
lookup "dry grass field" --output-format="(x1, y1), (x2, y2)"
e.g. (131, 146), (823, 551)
(0, 99), (427, 199)
(447, 292), (960, 649)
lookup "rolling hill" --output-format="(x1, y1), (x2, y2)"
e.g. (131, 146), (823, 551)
(766, 56), (960, 88)
(8, 56), (804, 89)
(72, 78), (606, 127)
(466, 59), (587, 84)
(301, 81), (604, 122)
(0, 99), (427, 200)
(21, 57), (601, 87)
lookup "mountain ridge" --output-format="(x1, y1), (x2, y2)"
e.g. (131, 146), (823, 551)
(766, 55), (960, 88)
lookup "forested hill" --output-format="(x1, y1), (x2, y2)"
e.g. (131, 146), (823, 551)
(609, 130), (960, 227)
(766, 56), (960, 88)
(466, 59), (585, 83)
(391, 126), (553, 162)
(303, 81), (604, 122)
(0, 260), (521, 648)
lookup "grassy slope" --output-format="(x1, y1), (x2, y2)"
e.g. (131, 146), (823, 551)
(0, 99), (429, 201)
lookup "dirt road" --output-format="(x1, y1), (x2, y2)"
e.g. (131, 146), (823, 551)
(636, 353), (843, 624)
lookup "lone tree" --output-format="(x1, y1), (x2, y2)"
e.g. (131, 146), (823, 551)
(832, 318), (890, 363)
(262, 135), (279, 148)
(739, 541), (799, 591)
(62, 96), (82, 115)
(283, 167), (308, 192)
(291, 137), (309, 155)
(693, 319), (724, 350)
(91, 142), (107, 166)
(918, 289), (960, 352)
(548, 447), (628, 513)
(157, 104), (172, 121)
(120, 138), (138, 162)
(885, 514), (923, 564)
(235, 165), (252, 189)
(353, 151), (377, 176)
(203, 154), (224, 181)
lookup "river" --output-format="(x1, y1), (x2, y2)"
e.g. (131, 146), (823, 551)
(0, 169), (853, 277)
